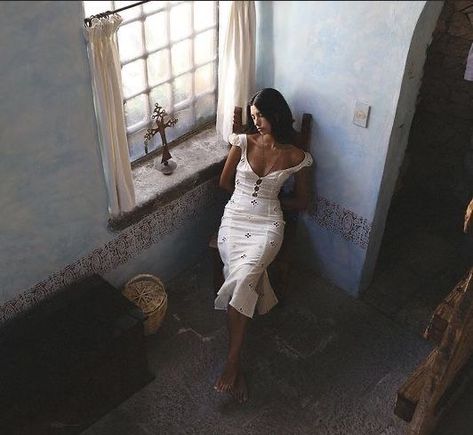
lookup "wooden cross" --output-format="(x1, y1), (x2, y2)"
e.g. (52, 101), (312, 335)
(144, 103), (178, 164)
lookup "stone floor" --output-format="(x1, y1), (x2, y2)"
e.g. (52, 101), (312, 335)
(82, 190), (472, 435)
(361, 189), (473, 435)
(83, 257), (429, 435)
(361, 189), (472, 339)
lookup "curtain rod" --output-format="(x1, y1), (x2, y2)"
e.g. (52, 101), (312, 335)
(84, 0), (150, 27)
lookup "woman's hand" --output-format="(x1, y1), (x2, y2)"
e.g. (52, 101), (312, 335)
(219, 145), (242, 193)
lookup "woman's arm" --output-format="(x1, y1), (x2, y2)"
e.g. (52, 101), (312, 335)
(280, 167), (311, 212)
(219, 145), (242, 193)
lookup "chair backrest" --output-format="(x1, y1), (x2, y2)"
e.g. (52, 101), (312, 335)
(232, 106), (312, 151)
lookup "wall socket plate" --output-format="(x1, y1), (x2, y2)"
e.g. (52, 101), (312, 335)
(353, 101), (370, 128)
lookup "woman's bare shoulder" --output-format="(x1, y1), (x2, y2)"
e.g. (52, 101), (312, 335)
(286, 144), (306, 166)
(246, 134), (261, 151)
(247, 133), (259, 144)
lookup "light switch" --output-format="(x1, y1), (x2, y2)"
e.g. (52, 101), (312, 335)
(353, 101), (370, 128)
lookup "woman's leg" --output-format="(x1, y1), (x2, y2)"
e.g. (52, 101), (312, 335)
(214, 305), (249, 402)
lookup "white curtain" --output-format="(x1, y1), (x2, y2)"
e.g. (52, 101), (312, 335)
(83, 14), (135, 217)
(216, 1), (256, 142)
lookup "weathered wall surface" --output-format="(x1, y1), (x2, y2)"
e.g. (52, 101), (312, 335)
(256, 1), (444, 294)
(397, 0), (473, 208)
(0, 1), (225, 323)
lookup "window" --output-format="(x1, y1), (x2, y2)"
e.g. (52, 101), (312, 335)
(83, 1), (218, 164)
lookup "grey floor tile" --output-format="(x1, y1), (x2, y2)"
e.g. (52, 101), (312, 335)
(84, 211), (470, 435)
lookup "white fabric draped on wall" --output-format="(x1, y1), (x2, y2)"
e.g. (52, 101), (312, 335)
(83, 14), (135, 217)
(466, 11), (473, 81)
(465, 43), (473, 81)
(216, 1), (256, 142)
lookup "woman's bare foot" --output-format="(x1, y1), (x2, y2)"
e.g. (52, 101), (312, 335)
(231, 372), (248, 403)
(214, 359), (239, 393)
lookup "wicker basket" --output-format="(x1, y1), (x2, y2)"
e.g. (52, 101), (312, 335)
(122, 274), (168, 336)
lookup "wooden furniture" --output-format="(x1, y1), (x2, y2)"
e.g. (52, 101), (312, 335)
(0, 274), (154, 434)
(209, 107), (313, 299)
(394, 267), (473, 434)
(395, 201), (473, 434)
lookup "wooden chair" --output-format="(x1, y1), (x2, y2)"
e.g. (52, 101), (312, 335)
(209, 107), (312, 300)
(394, 267), (473, 434)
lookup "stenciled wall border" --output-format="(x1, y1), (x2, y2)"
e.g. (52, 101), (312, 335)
(0, 179), (226, 325)
(308, 196), (372, 249)
(0, 190), (371, 325)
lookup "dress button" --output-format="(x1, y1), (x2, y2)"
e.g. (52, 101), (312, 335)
(254, 186), (259, 191)
(256, 179), (262, 185)
(252, 192), (258, 197)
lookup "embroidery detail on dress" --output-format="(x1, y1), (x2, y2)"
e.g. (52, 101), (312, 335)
(273, 222), (280, 227)
(240, 254), (247, 259)
(221, 236), (227, 243)
(251, 199), (258, 206)
(245, 233), (252, 238)
(270, 240), (276, 247)
(236, 179), (240, 185)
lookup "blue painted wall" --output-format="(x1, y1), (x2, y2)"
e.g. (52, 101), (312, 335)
(0, 1), (110, 302)
(255, 1), (443, 295)
(0, 0), (444, 308)
(0, 1), (223, 307)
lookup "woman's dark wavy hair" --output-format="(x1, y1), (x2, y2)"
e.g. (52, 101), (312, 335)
(246, 88), (297, 144)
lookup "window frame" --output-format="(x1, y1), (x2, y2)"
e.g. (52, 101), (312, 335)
(83, 1), (220, 166)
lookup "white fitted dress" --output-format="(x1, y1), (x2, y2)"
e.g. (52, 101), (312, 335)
(214, 133), (313, 318)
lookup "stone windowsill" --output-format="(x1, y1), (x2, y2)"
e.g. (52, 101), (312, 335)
(108, 126), (229, 232)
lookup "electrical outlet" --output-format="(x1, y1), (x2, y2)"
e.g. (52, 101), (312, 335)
(353, 101), (370, 128)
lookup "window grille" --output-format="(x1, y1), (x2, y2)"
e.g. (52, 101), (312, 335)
(83, 1), (218, 163)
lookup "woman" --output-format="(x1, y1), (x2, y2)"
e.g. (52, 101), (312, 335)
(213, 88), (314, 402)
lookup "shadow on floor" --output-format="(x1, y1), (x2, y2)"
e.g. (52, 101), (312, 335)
(361, 189), (471, 338)
(82, 189), (473, 434)
(83, 257), (434, 435)
(360, 187), (473, 434)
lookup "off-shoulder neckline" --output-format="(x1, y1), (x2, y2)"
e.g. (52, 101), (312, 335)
(240, 134), (309, 178)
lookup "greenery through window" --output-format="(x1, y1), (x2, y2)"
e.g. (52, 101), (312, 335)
(83, 1), (218, 163)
